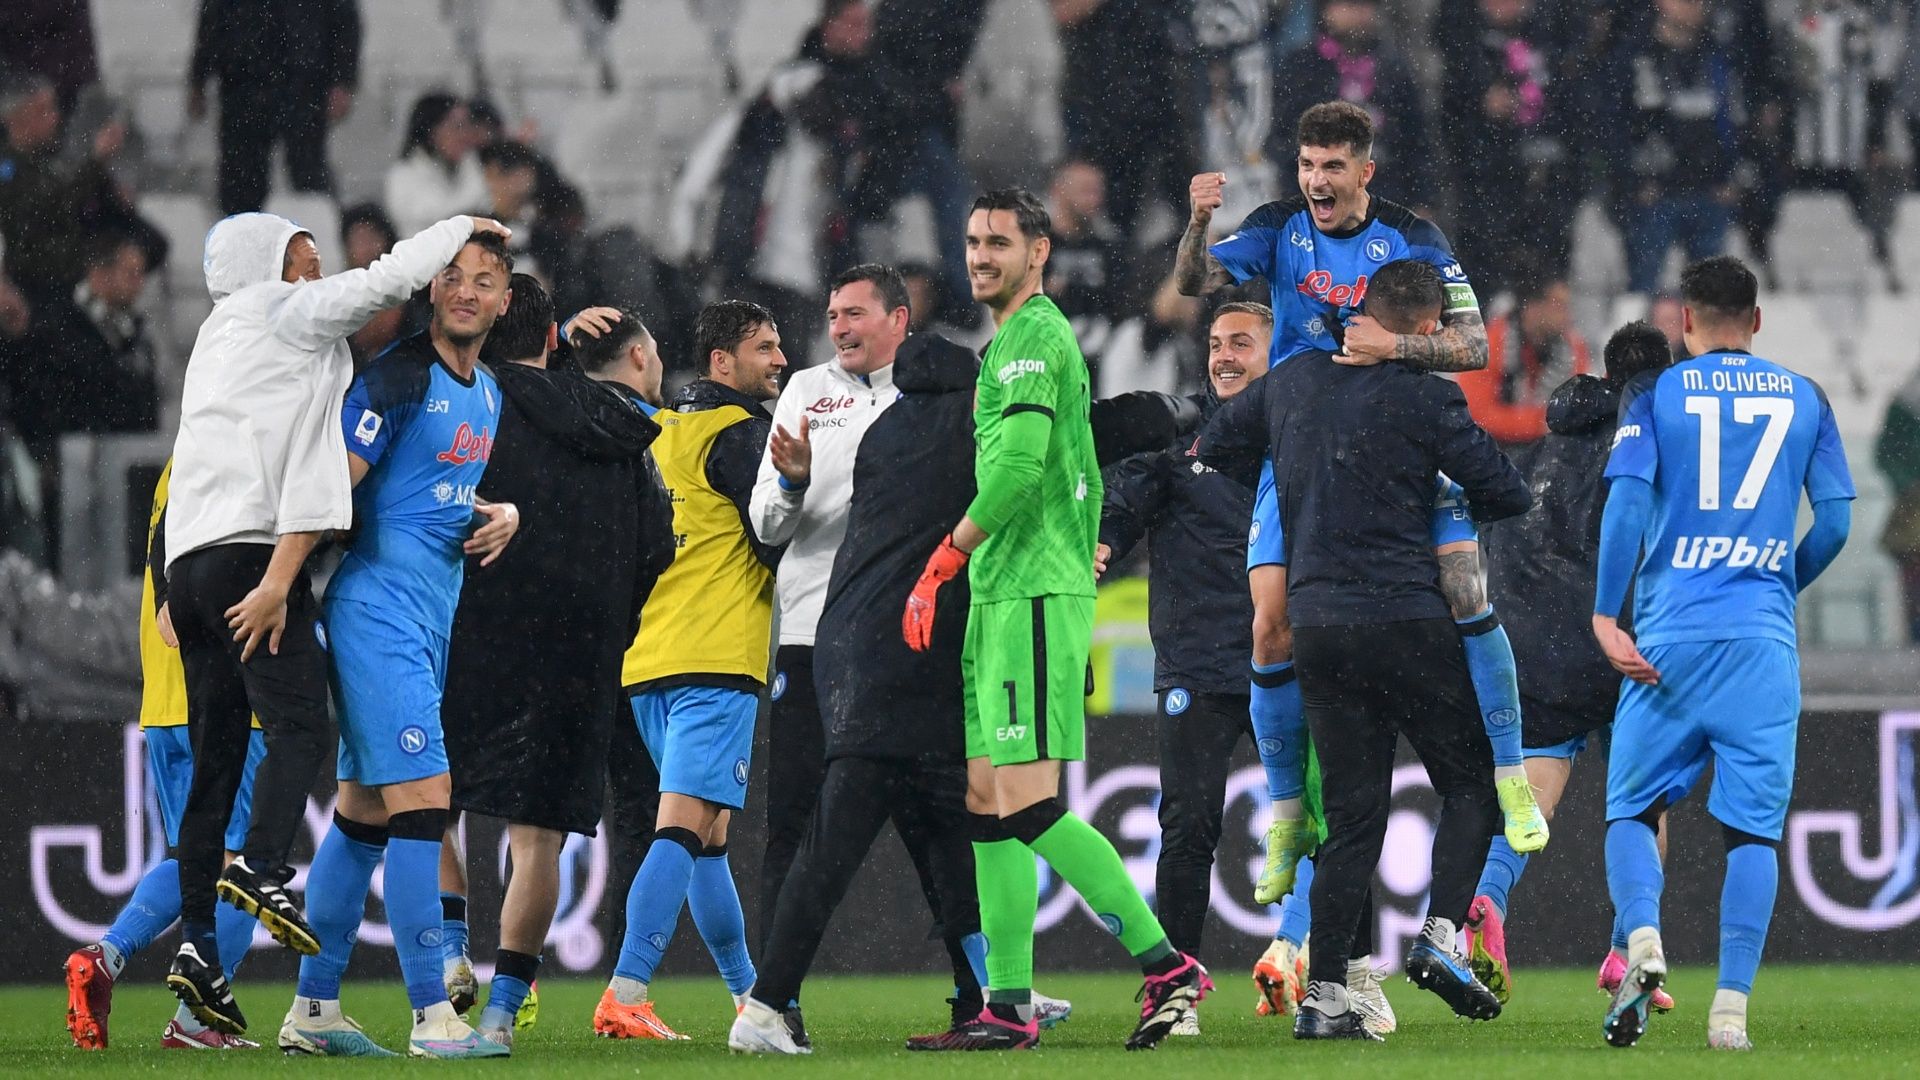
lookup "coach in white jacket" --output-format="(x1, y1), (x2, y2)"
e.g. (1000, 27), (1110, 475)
(160, 209), (506, 1026)
(747, 264), (915, 946)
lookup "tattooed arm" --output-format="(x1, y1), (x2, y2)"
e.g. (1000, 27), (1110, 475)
(1434, 543), (1487, 621)
(1174, 214), (1236, 295)
(1175, 172), (1239, 296)
(1340, 308), (1489, 372)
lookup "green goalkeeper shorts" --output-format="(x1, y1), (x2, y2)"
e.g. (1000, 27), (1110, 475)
(962, 594), (1094, 765)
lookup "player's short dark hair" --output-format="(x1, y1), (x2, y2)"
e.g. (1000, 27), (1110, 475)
(456, 231), (514, 275)
(1680, 255), (1758, 322)
(1297, 100), (1373, 159)
(830, 263), (911, 317)
(1362, 260), (1445, 332)
(695, 299), (776, 374)
(483, 273), (552, 362)
(1603, 320), (1674, 387)
(1211, 301), (1275, 329)
(574, 308), (652, 372)
(969, 188), (1052, 243)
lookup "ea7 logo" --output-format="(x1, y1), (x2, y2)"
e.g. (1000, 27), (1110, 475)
(997, 725), (1029, 742)
(1290, 231), (1314, 252)
(1611, 424), (1641, 449)
(998, 359), (1046, 382)
(1669, 535), (1789, 571)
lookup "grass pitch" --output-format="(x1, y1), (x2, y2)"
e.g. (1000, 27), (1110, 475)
(9, 966), (1918, 1077)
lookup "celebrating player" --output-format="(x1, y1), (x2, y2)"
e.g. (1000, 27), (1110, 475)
(163, 212), (503, 1034)
(1594, 256), (1853, 1051)
(1200, 260), (1531, 1039)
(279, 232), (519, 1059)
(596, 300), (785, 1041)
(901, 189), (1211, 1052)
(64, 463), (264, 1050)
(1464, 322), (1681, 1009)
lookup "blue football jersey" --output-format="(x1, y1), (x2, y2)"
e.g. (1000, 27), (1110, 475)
(1604, 351), (1855, 648)
(1209, 195), (1479, 366)
(330, 333), (501, 637)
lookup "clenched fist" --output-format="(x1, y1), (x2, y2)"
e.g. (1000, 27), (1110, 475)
(1189, 172), (1227, 227)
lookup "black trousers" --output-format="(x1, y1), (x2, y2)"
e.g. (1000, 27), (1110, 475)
(168, 543), (333, 925)
(1293, 619), (1498, 988)
(1154, 689), (1251, 955)
(757, 645), (827, 954)
(216, 81), (332, 215)
(753, 755), (980, 1008)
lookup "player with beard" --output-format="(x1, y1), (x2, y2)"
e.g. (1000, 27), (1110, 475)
(1175, 101), (1546, 933)
(278, 233), (521, 1059)
(595, 301), (787, 1041)
(902, 190), (1211, 1052)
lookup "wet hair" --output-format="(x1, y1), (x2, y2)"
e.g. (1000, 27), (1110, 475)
(1211, 300), (1275, 329)
(483, 273), (553, 362)
(830, 263), (911, 317)
(1297, 100), (1374, 158)
(1680, 255), (1758, 323)
(400, 91), (464, 158)
(1603, 320), (1674, 387)
(969, 188), (1052, 243)
(1361, 260), (1444, 332)
(339, 203), (397, 251)
(456, 231), (514, 275)
(695, 299), (776, 374)
(575, 308), (652, 372)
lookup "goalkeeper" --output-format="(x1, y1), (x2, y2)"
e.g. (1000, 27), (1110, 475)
(901, 189), (1211, 1053)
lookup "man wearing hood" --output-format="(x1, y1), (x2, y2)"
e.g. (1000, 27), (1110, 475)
(1470, 320), (1680, 1011)
(436, 276), (673, 1047)
(596, 299), (785, 1040)
(162, 209), (505, 1034)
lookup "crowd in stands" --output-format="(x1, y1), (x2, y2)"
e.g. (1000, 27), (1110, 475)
(5, 0), (1920, 614)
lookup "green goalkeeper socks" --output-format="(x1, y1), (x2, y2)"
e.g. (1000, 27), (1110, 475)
(1028, 811), (1175, 966)
(972, 837), (1037, 1003)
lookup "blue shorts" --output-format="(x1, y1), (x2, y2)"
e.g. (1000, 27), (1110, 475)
(1607, 638), (1799, 840)
(629, 685), (758, 810)
(146, 725), (266, 850)
(326, 597), (451, 787)
(1525, 732), (1589, 760)
(1247, 462), (1478, 571)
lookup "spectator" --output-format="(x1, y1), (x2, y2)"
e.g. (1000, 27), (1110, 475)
(189, 0), (360, 215)
(867, 0), (987, 325)
(0, 73), (165, 303)
(1055, 0), (1199, 236)
(0, 0), (98, 112)
(1269, 0), (1436, 213)
(8, 231), (160, 565)
(1193, 0), (1286, 221)
(1787, 1), (1905, 291)
(1646, 290), (1688, 358)
(702, 0), (887, 367)
(339, 203), (409, 365)
(1457, 273), (1592, 448)
(1877, 365), (1920, 642)
(1045, 159), (1126, 328)
(1437, 0), (1581, 299)
(1601, 0), (1746, 294)
(384, 92), (489, 237)
(479, 140), (544, 267)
